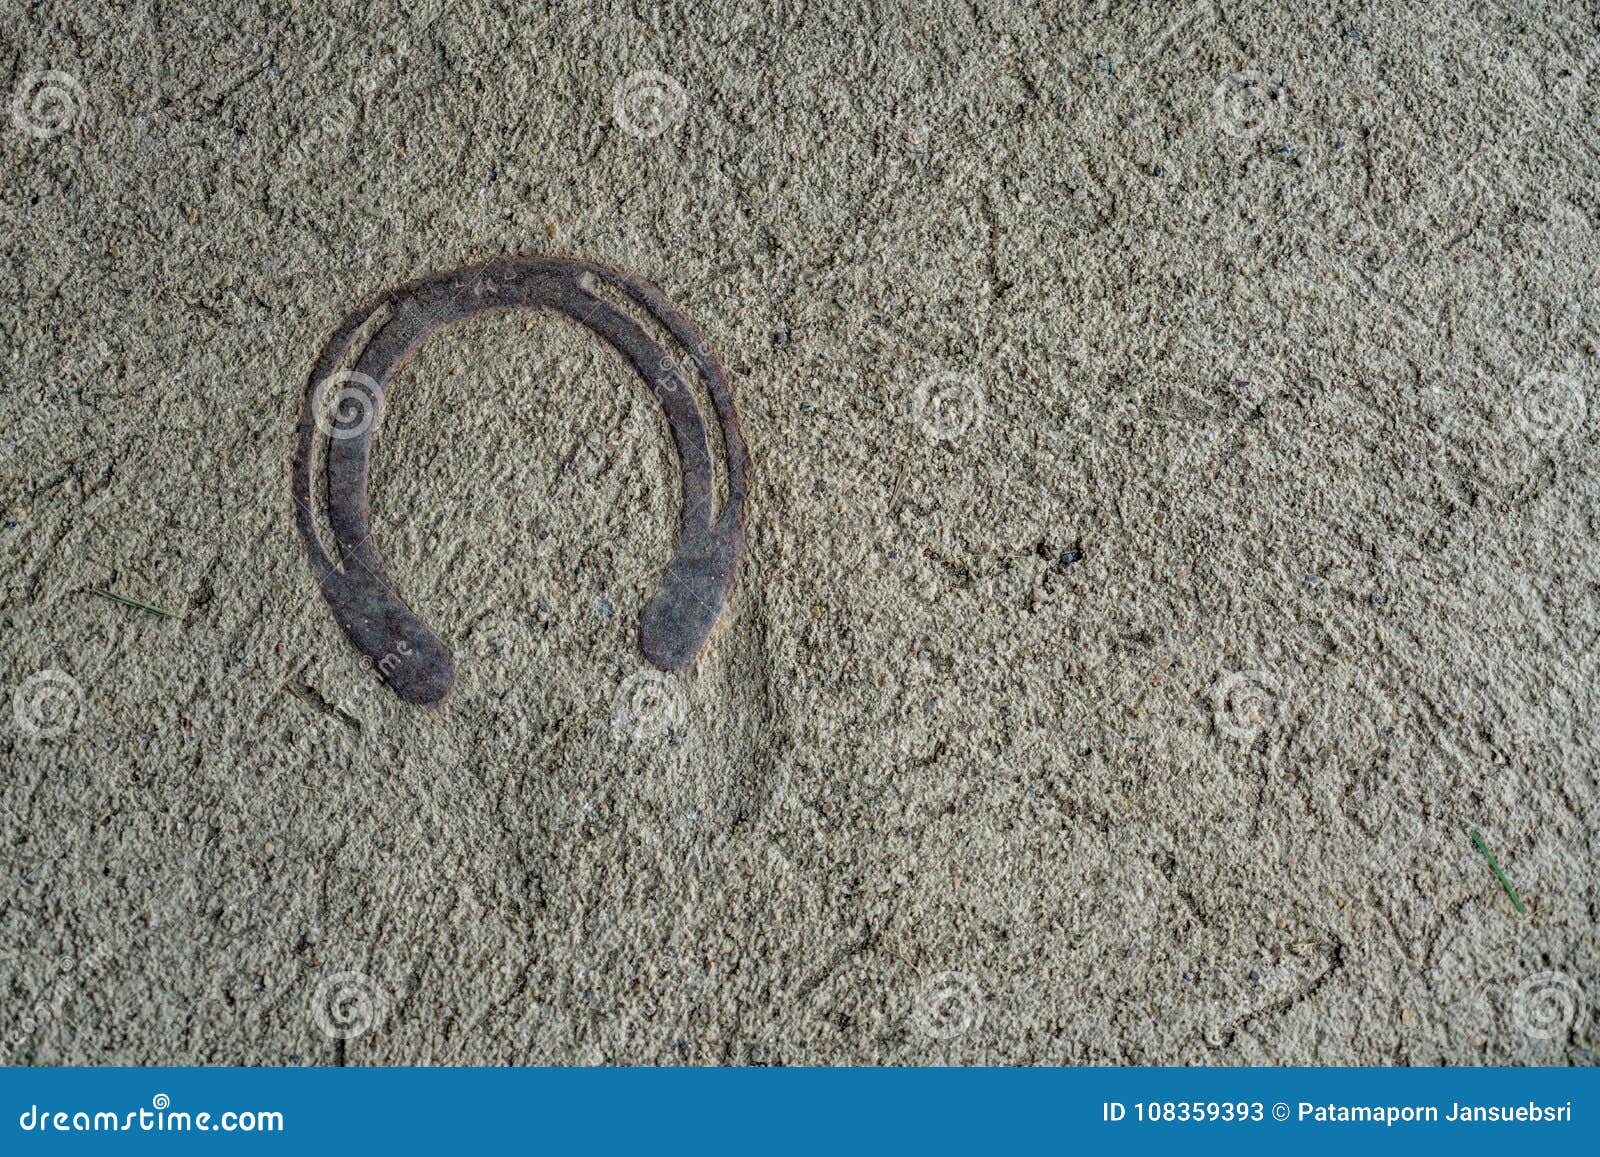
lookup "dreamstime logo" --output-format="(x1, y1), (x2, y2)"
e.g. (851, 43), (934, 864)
(328, 640), (415, 723)
(310, 970), (389, 1041)
(612, 71), (688, 140)
(1514, 371), (1586, 442)
(1212, 669), (1285, 742)
(912, 371), (986, 441)
(910, 971), (985, 1040)
(611, 669), (687, 740)
(285, 98), (358, 167)
(1, 943), (109, 1060)
(283, 49), (403, 168)
(1209, 70), (1285, 139)
(10, 70), (88, 138)
(1510, 971), (1585, 1042)
(653, 353), (688, 396)
(312, 370), (380, 441)
(13, 669), (83, 739)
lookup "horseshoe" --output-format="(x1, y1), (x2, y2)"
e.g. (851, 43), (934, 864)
(290, 256), (750, 708)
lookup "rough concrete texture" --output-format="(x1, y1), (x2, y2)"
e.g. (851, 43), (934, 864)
(2, 0), (1597, 1066)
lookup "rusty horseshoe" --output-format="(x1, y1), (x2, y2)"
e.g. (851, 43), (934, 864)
(290, 256), (749, 708)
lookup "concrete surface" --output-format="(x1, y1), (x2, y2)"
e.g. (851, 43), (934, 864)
(2, 0), (1597, 1065)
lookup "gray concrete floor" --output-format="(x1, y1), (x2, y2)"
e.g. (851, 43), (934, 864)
(2, 0), (1596, 1065)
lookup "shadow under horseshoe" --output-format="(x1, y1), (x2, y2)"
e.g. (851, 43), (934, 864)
(290, 256), (750, 708)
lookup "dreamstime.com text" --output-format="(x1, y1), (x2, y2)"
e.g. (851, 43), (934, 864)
(17, 1094), (283, 1134)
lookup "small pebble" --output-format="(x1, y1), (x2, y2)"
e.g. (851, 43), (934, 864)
(1249, 969), (1261, 981)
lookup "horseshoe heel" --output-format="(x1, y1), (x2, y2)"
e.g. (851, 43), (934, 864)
(290, 257), (750, 707)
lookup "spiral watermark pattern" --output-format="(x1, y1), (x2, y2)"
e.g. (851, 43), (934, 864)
(1, 941), (111, 1061)
(310, 970), (389, 1041)
(13, 669), (83, 739)
(912, 371), (986, 442)
(910, 970), (985, 1040)
(653, 353), (687, 396)
(151, 1093), (171, 1111)
(1212, 669), (1284, 742)
(10, 70), (88, 139)
(612, 70), (688, 140)
(611, 669), (687, 741)
(1514, 371), (1586, 442)
(1510, 971), (1585, 1042)
(1209, 70), (1285, 139)
(312, 370), (380, 441)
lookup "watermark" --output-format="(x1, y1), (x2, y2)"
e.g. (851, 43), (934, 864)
(13, 669), (83, 739)
(612, 70), (688, 140)
(332, 640), (416, 720)
(1509, 970), (1585, 1042)
(10, 70), (87, 139)
(910, 970), (985, 1040)
(1211, 669), (1285, 743)
(284, 48), (403, 167)
(911, 371), (986, 442)
(312, 370), (380, 441)
(286, 98), (357, 167)
(1209, 70), (1285, 139)
(17, 1094), (283, 1133)
(1, 944), (111, 1061)
(1514, 371), (1586, 442)
(310, 970), (390, 1041)
(652, 353), (689, 396)
(611, 669), (687, 741)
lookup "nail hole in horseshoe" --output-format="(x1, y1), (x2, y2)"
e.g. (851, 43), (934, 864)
(291, 257), (750, 709)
